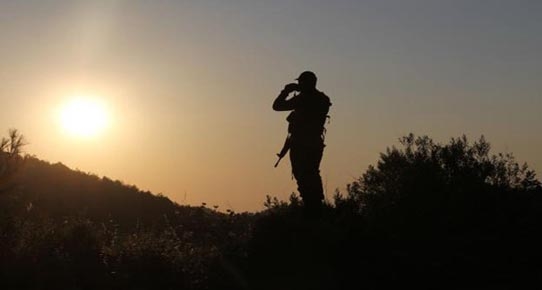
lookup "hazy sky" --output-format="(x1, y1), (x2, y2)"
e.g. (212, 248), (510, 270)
(1, 0), (541, 211)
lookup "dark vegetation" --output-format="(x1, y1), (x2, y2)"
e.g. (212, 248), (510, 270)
(1, 130), (541, 289)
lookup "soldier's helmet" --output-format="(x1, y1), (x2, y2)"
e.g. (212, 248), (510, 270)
(296, 71), (317, 88)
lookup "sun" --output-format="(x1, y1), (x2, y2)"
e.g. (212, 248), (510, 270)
(59, 97), (109, 138)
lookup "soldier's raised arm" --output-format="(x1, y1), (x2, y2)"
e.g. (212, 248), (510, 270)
(272, 83), (299, 111)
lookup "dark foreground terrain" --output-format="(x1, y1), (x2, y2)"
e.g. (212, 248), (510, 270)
(1, 134), (541, 289)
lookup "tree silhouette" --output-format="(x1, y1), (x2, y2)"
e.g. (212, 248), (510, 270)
(0, 129), (25, 194)
(345, 134), (541, 235)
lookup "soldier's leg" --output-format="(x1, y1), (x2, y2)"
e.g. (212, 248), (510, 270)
(290, 146), (310, 201)
(290, 144), (324, 216)
(303, 144), (324, 216)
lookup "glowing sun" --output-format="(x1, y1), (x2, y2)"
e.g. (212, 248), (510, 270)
(59, 97), (109, 138)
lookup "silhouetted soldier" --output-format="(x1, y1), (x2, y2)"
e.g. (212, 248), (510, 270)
(273, 71), (331, 217)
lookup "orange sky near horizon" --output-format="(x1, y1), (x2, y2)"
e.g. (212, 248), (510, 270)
(1, 1), (541, 211)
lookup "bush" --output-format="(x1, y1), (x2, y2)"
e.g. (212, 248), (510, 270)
(335, 134), (542, 288)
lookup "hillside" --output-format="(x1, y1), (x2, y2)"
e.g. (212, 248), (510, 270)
(1, 153), (255, 290)
(2, 156), (183, 226)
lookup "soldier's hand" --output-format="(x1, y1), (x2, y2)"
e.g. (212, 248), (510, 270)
(283, 83), (299, 93)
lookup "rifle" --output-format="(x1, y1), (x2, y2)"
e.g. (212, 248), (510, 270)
(274, 134), (291, 168)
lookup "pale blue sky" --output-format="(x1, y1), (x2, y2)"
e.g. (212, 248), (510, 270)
(1, 0), (541, 211)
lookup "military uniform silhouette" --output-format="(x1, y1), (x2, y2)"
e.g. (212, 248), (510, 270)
(273, 71), (331, 216)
